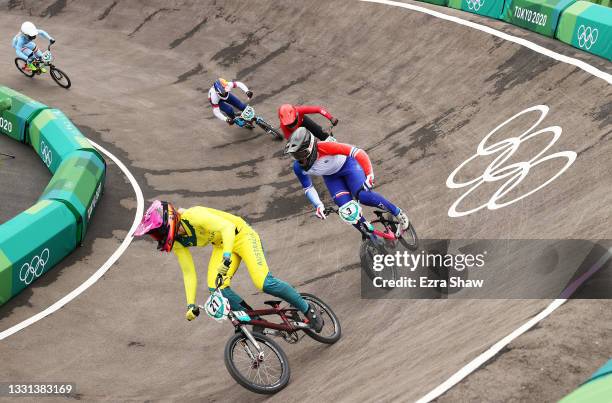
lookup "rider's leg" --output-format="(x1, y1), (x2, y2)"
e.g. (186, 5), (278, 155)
(207, 247), (248, 310)
(234, 229), (309, 314)
(302, 116), (330, 141)
(343, 158), (410, 233)
(20, 43), (36, 70)
(323, 173), (371, 231)
(226, 93), (247, 111)
(343, 158), (401, 215)
(218, 101), (236, 119)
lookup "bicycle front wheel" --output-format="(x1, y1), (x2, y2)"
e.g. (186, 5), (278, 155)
(50, 66), (71, 89)
(256, 118), (283, 140)
(224, 332), (290, 394)
(14, 58), (35, 77)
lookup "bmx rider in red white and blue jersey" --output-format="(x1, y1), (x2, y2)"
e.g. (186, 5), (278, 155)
(208, 78), (254, 126)
(286, 127), (410, 234)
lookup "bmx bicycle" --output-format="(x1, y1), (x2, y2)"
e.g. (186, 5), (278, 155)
(201, 274), (341, 394)
(234, 105), (283, 140)
(324, 201), (418, 285)
(14, 44), (71, 89)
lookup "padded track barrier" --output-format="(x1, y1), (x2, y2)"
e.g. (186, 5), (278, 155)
(560, 359), (612, 402)
(0, 200), (77, 305)
(40, 150), (106, 243)
(419, 0), (449, 5)
(0, 87), (106, 306)
(29, 109), (104, 174)
(449, 0), (507, 18)
(0, 86), (47, 142)
(556, 1), (612, 60)
(502, 0), (577, 37)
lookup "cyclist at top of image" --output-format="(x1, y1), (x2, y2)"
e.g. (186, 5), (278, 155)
(12, 21), (55, 73)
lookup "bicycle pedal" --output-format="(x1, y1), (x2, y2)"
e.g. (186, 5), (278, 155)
(262, 329), (281, 337)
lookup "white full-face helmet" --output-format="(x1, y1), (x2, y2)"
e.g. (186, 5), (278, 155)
(21, 21), (38, 40)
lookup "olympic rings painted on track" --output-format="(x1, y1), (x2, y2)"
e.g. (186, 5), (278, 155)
(446, 105), (577, 218)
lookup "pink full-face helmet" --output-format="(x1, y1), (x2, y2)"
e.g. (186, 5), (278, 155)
(134, 200), (180, 252)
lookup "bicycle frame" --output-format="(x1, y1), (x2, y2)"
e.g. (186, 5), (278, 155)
(325, 207), (400, 241)
(230, 306), (304, 332)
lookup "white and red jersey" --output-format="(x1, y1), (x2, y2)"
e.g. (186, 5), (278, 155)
(208, 80), (249, 121)
(293, 142), (374, 208)
(305, 142), (372, 177)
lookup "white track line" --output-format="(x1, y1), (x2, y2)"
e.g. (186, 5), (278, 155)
(361, 0), (611, 401)
(0, 139), (144, 341)
(362, 0), (612, 84)
(416, 249), (612, 403)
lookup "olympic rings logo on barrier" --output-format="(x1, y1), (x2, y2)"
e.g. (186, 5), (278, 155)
(466, 0), (485, 11)
(577, 25), (598, 50)
(19, 248), (50, 285)
(446, 105), (576, 218)
(40, 140), (53, 167)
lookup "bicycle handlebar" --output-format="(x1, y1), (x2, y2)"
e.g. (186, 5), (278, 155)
(323, 207), (339, 215)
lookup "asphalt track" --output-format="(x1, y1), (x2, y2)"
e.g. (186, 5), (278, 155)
(0, 0), (610, 401)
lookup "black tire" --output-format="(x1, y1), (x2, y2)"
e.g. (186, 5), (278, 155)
(383, 213), (418, 251)
(256, 119), (283, 140)
(301, 293), (342, 344)
(50, 67), (71, 89)
(359, 238), (397, 289)
(224, 332), (290, 394)
(14, 58), (35, 77)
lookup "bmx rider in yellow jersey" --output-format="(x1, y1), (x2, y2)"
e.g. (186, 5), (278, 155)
(134, 200), (323, 331)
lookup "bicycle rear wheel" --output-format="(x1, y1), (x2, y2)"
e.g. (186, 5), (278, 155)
(224, 332), (290, 394)
(14, 58), (35, 77)
(50, 66), (71, 89)
(360, 238), (397, 289)
(301, 293), (341, 344)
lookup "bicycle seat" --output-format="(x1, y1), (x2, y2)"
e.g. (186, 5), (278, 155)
(264, 300), (282, 307)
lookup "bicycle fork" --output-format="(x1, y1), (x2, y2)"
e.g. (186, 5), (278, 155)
(238, 325), (265, 361)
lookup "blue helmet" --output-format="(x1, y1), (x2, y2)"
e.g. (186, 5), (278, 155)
(214, 78), (229, 99)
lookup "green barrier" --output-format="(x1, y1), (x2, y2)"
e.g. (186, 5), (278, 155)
(556, 1), (612, 60)
(503, 0), (576, 36)
(0, 86), (47, 142)
(560, 360), (612, 402)
(0, 97), (11, 112)
(449, 0), (507, 18)
(0, 200), (77, 305)
(29, 109), (104, 174)
(418, 0), (449, 5)
(39, 150), (106, 242)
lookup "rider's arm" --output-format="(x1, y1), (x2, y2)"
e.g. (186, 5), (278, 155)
(174, 244), (198, 305)
(37, 30), (53, 41)
(293, 161), (323, 208)
(230, 81), (249, 93)
(186, 208), (237, 256)
(296, 105), (335, 122)
(13, 36), (30, 60)
(212, 105), (228, 122)
(280, 124), (292, 139)
(209, 89), (229, 122)
(318, 142), (373, 176)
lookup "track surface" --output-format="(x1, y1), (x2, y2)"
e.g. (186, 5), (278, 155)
(0, 0), (610, 401)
